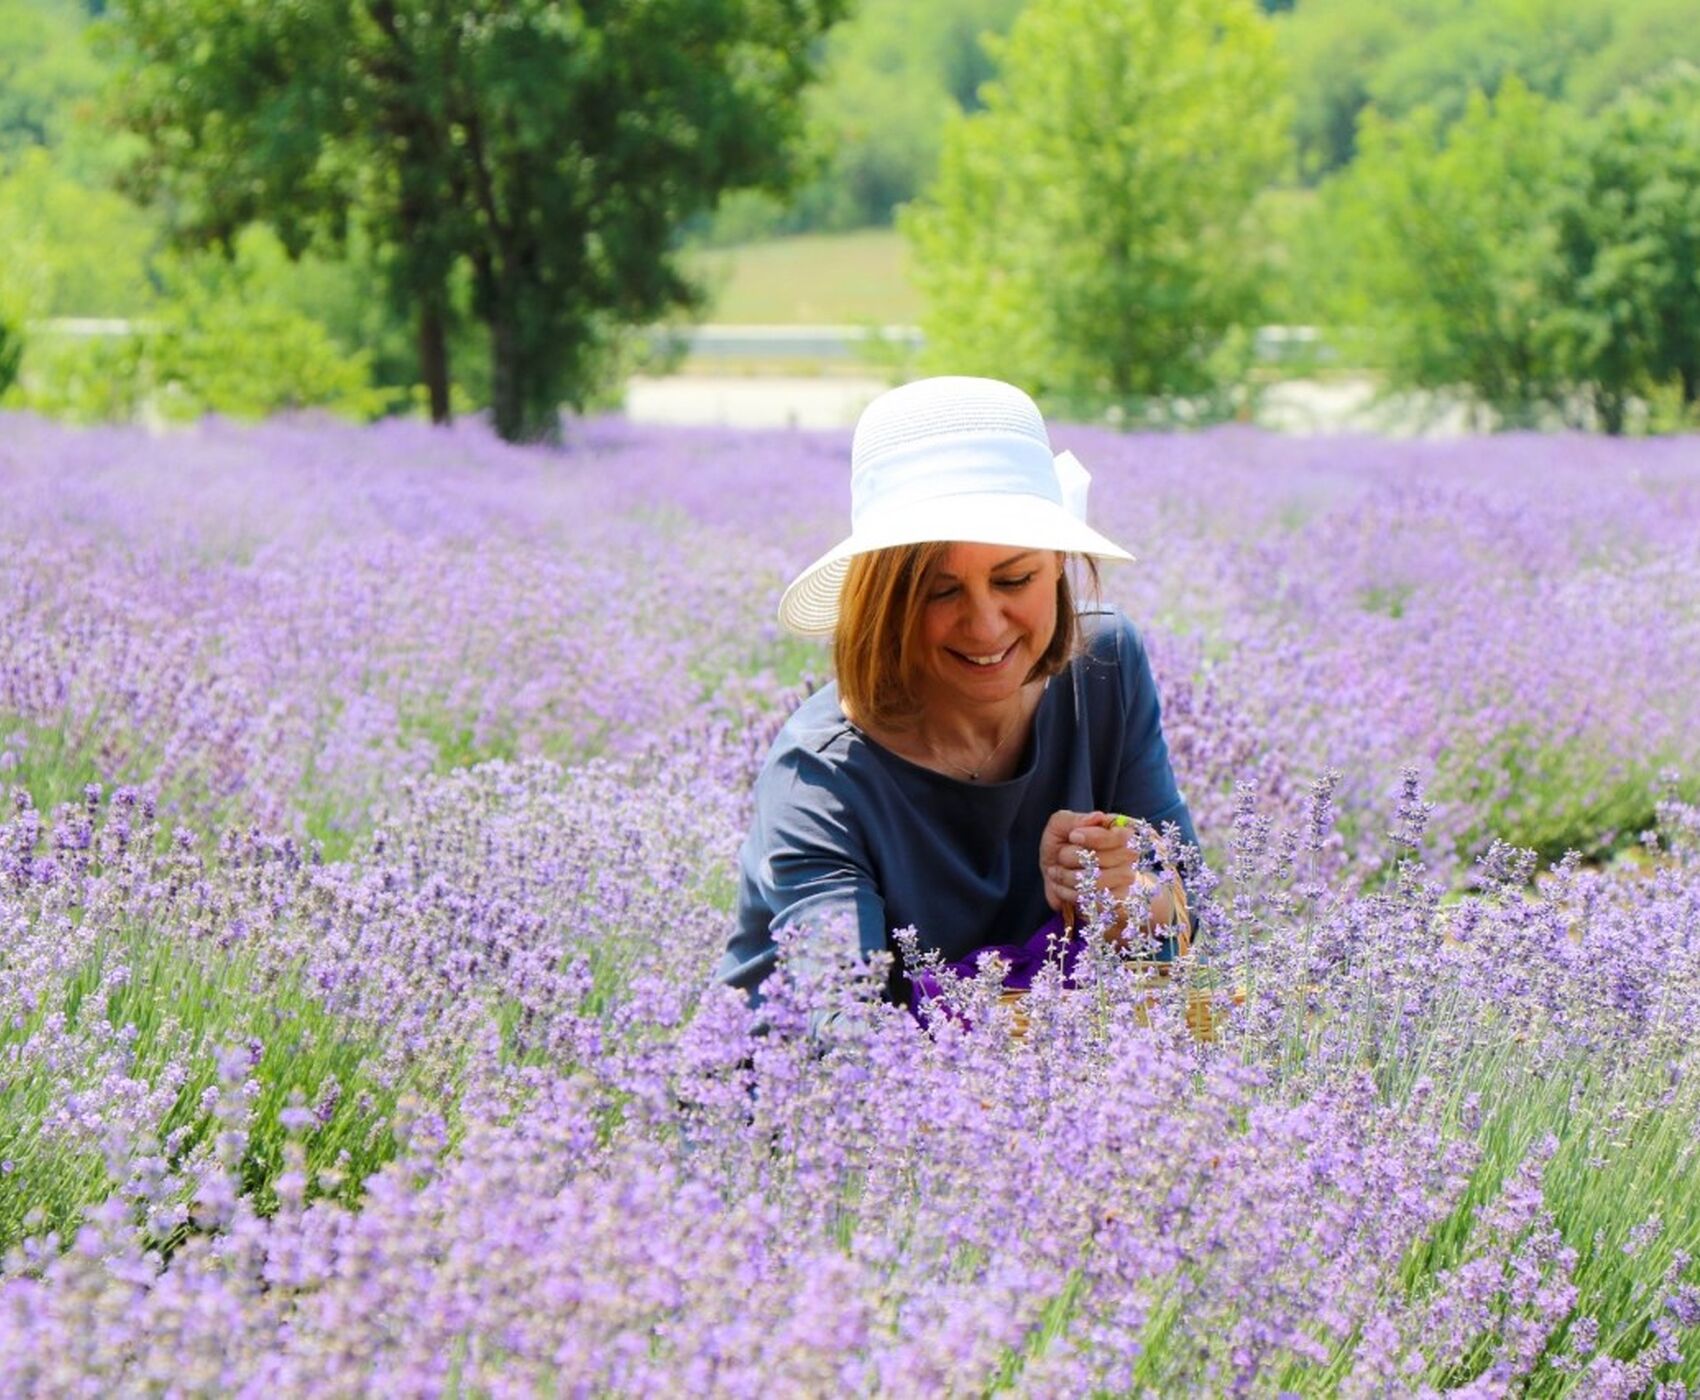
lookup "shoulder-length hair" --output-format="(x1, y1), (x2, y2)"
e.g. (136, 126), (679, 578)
(833, 544), (1098, 732)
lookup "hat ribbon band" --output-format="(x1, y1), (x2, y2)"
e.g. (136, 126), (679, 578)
(850, 437), (1062, 532)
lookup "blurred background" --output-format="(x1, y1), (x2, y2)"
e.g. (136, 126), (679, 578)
(2, 0), (1698, 440)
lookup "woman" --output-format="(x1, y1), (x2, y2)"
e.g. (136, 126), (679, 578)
(718, 376), (1196, 1012)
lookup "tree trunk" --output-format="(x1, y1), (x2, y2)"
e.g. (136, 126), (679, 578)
(1597, 386), (1626, 437)
(489, 306), (559, 444)
(490, 309), (521, 443)
(418, 296), (451, 425)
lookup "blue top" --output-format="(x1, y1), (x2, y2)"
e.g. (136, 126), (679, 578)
(719, 608), (1197, 1005)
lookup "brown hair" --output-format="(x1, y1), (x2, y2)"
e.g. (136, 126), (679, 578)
(834, 545), (1099, 732)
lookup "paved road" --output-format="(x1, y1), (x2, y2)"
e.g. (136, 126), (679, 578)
(624, 374), (891, 430)
(623, 373), (1475, 436)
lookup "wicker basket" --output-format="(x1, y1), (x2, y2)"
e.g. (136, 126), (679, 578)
(910, 817), (1233, 1038)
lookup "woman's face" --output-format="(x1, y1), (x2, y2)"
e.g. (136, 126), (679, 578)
(913, 544), (1062, 713)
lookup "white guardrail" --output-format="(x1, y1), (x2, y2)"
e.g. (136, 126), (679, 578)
(31, 318), (153, 337)
(648, 325), (1329, 363)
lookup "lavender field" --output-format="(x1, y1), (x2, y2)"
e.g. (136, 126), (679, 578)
(3, 412), (1700, 1395)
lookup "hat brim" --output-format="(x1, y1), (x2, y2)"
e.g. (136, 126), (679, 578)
(777, 492), (1133, 639)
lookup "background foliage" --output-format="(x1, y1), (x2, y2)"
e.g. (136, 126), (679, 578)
(106, 0), (845, 442)
(696, 0), (1025, 243)
(1303, 71), (1700, 432)
(1276, 0), (1700, 178)
(902, 0), (1289, 420)
(4, 0), (1700, 432)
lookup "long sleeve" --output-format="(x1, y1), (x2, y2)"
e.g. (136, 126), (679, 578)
(720, 742), (888, 1007)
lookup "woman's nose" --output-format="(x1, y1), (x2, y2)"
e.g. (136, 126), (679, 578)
(961, 588), (1004, 639)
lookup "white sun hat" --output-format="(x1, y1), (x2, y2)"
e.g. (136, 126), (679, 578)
(777, 376), (1134, 637)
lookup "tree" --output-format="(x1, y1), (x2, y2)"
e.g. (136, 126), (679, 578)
(1274, 0), (1428, 178)
(1546, 65), (1700, 431)
(700, 0), (1027, 241)
(0, 307), (21, 399)
(0, 0), (106, 166)
(108, 0), (845, 441)
(902, 0), (1290, 418)
(1364, 0), (1609, 138)
(1311, 71), (1700, 434)
(1307, 81), (1578, 428)
(803, 0), (1023, 230)
(1569, 0), (1700, 111)
(1275, 0), (1700, 180)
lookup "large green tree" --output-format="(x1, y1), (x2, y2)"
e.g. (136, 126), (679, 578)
(1546, 66), (1700, 431)
(1312, 69), (1700, 434)
(1308, 80), (1577, 428)
(902, 0), (1289, 418)
(109, 0), (844, 441)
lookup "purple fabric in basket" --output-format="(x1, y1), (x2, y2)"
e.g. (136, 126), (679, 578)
(907, 913), (1085, 1020)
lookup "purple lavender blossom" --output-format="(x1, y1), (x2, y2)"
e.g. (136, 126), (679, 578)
(1, 412), (1699, 1391)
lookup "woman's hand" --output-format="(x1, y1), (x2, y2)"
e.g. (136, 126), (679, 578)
(1040, 810), (1181, 947)
(1040, 810), (1142, 913)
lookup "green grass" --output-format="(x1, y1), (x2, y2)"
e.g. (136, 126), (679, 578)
(682, 229), (919, 326)
(1435, 727), (1680, 871)
(0, 921), (422, 1254)
(2, 713), (125, 817)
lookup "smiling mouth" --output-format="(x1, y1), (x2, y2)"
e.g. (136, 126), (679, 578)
(950, 644), (1014, 668)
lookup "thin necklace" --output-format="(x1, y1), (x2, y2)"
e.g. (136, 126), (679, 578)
(933, 685), (1040, 781)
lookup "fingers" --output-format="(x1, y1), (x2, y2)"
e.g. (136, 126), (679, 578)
(1043, 864), (1076, 911)
(1039, 809), (1094, 871)
(1047, 853), (1151, 896)
(1058, 830), (1139, 874)
(1067, 819), (1135, 852)
(1042, 808), (1097, 846)
(1040, 810), (1152, 912)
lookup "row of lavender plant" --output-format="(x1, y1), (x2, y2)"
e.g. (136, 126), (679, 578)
(4, 415), (1697, 879)
(3, 744), (1697, 1392)
(0, 414), (819, 854)
(3, 412), (1699, 1391)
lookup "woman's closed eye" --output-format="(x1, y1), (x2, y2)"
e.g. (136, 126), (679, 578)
(927, 572), (1037, 602)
